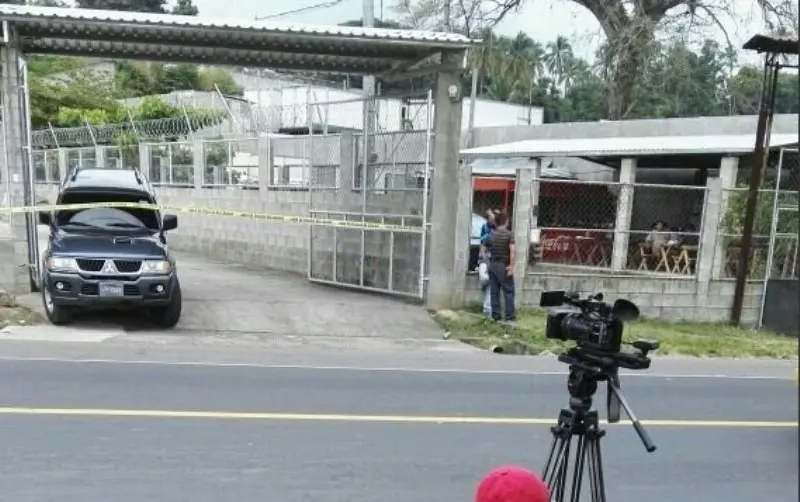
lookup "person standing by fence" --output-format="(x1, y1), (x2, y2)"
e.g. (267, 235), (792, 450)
(478, 209), (497, 317)
(481, 211), (516, 322)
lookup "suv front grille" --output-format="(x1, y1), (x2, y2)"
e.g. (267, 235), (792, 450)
(114, 260), (142, 273)
(75, 259), (143, 273)
(76, 259), (104, 272)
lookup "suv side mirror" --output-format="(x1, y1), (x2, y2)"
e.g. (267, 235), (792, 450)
(162, 214), (178, 231)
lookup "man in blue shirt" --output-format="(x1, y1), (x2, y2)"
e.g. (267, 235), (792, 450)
(478, 209), (497, 317)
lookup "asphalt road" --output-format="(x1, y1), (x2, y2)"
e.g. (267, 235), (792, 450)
(0, 359), (796, 502)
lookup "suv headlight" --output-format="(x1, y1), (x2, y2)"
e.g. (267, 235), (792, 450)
(141, 260), (172, 275)
(45, 256), (78, 272)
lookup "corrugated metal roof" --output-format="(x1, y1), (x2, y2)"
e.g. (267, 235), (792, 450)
(743, 33), (799, 55)
(0, 5), (472, 48)
(460, 133), (800, 159)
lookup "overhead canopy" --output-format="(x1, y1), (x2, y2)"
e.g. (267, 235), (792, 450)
(0, 5), (472, 75)
(743, 34), (800, 55)
(471, 157), (576, 179)
(460, 133), (800, 169)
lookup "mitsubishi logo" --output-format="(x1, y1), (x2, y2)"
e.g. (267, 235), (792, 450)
(101, 260), (118, 274)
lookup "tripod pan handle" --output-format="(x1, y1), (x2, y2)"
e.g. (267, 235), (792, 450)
(632, 419), (657, 452)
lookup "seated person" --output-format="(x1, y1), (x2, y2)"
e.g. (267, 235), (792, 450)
(644, 220), (669, 253)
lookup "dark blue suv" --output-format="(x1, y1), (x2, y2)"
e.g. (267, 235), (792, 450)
(39, 168), (182, 328)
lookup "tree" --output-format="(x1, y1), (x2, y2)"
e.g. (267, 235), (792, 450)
(171, 0), (198, 15)
(393, 0), (799, 119)
(406, 29), (798, 122)
(197, 67), (244, 96)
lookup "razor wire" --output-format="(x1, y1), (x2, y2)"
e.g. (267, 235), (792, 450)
(30, 114), (239, 149)
(28, 86), (434, 153)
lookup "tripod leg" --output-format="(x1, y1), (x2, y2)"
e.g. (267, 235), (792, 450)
(542, 434), (562, 484)
(586, 438), (599, 502)
(568, 434), (588, 502)
(590, 435), (608, 502)
(553, 436), (572, 502)
(581, 429), (608, 502)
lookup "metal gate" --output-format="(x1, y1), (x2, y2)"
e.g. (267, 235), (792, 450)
(307, 91), (433, 299)
(759, 148), (799, 334)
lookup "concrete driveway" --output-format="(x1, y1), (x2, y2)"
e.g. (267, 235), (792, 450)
(2, 223), (444, 342)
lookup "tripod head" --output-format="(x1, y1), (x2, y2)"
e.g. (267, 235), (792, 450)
(560, 354), (657, 454)
(565, 365), (601, 415)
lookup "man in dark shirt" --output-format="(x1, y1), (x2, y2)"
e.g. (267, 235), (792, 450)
(480, 212), (516, 322)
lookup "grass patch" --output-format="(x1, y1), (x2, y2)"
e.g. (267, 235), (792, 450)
(0, 293), (44, 330)
(432, 307), (799, 359)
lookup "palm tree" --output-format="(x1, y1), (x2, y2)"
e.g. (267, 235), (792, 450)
(468, 28), (504, 96)
(545, 36), (574, 94)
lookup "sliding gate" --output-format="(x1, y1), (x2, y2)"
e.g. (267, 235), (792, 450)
(759, 148), (799, 336)
(307, 91), (433, 299)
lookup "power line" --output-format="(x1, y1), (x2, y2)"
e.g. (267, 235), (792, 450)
(254, 0), (347, 21)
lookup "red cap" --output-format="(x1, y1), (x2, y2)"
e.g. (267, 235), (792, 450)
(475, 465), (550, 502)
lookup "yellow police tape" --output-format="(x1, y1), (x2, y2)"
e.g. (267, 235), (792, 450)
(0, 202), (425, 234)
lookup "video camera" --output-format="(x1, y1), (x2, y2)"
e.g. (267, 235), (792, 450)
(540, 290), (660, 432)
(540, 291), (660, 500)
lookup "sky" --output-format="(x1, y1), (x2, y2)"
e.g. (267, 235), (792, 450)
(192, 0), (773, 64)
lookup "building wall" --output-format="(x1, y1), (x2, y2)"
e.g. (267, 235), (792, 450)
(462, 274), (764, 326)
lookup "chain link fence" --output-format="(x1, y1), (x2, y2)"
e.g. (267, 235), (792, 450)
(525, 179), (707, 277)
(716, 188), (777, 279)
(766, 149), (800, 280)
(531, 178), (618, 271)
(626, 183), (706, 275)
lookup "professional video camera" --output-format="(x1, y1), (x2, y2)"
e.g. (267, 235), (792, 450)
(538, 290), (661, 502)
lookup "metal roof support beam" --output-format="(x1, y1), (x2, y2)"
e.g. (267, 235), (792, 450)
(378, 50), (467, 83)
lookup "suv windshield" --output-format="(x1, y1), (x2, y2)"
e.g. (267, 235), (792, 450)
(55, 192), (159, 233)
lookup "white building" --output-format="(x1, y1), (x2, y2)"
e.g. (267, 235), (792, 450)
(233, 70), (544, 133)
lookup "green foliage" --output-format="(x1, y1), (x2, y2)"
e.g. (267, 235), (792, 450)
(452, 32), (800, 122)
(722, 187), (799, 237)
(321, 23), (798, 122)
(171, 0), (198, 15)
(197, 67), (244, 96)
(26, 0), (240, 134)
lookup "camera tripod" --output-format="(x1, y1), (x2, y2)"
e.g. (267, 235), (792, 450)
(541, 364), (656, 502)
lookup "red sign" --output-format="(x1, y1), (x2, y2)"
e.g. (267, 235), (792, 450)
(540, 230), (578, 261)
(540, 229), (606, 262)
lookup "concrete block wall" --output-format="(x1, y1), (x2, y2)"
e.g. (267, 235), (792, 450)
(463, 273), (764, 326)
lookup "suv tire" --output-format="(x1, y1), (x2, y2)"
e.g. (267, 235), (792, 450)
(42, 283), (73, 326)
(151, 280), (182, 328)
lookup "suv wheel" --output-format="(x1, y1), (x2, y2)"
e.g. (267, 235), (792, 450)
(42, 283), (73, 325)
(151, 280), (182, 328)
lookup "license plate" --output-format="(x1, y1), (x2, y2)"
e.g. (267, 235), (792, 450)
(98, 281), (124, 297)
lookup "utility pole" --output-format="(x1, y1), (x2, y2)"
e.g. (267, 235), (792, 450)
(362, 0), (376, 193)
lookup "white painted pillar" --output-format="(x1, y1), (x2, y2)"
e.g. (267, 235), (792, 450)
(611, 158), (636, 271)
(712, 156), (740, 278)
